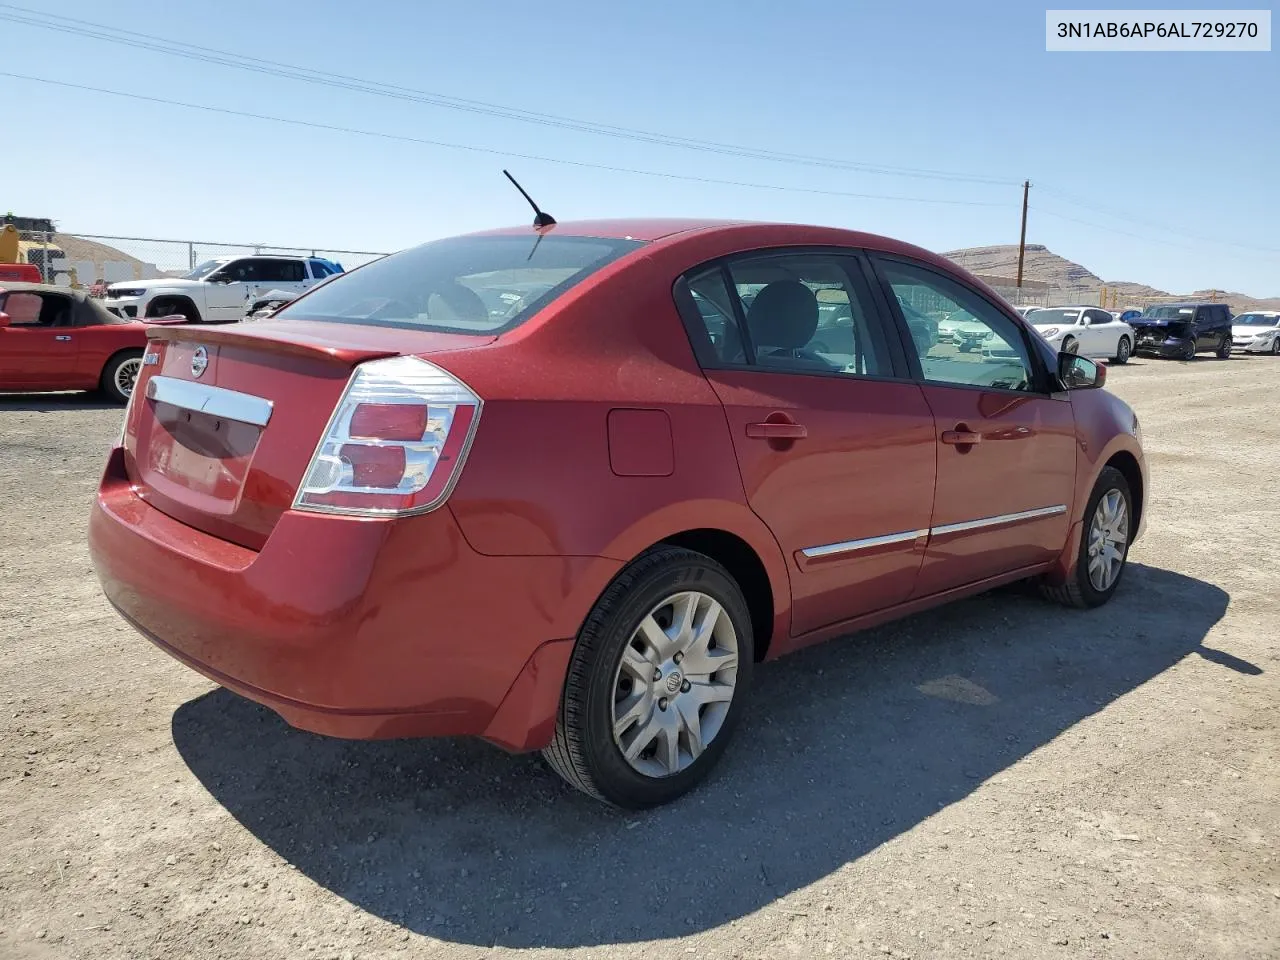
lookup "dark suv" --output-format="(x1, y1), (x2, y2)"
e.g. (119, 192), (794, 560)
(1130, 302), (1232, 360)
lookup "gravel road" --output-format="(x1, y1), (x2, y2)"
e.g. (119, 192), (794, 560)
(1, 355), (1277, 960)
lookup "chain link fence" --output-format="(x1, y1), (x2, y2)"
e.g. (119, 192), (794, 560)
(8, 228), (388, 291)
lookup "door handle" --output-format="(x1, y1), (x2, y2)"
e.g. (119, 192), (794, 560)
(941, 428), (982, 445)
(54, 335), (72, 341)
(746, 421), (808, 440)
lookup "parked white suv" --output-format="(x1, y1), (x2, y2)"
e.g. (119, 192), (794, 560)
(104, 255), (342, 323)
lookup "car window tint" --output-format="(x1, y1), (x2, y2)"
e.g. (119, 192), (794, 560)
(251, 259), (305, 283)
(682, 268), (744, 364)
(723, 253), (894, 378)
(2, 292), (45, 325)
(1090, 310), (1110, 324)
(309, 260), (333, 279)
(879, 259), (1034, 392)
(1, 291), (73, 327)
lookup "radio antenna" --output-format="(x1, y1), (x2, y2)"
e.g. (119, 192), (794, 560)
(503, 170), (556, 228)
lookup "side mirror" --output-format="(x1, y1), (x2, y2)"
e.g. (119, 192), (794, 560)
(1059, 352), (1106, 390)
(0, 311), (10, 328)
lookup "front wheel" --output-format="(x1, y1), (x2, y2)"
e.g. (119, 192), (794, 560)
(1216, 334), (1231, 359)
(101, 350), (143, 404)
(1040, 466), (1132, 609)
(1182, 339), (1197, 361)
(1271, 338), (1280, 356)
(543, 546), (753, 808)
(1113, 337), (1131, 364)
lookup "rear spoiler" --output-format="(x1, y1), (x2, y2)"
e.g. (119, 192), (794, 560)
(145, 323), (399, 367)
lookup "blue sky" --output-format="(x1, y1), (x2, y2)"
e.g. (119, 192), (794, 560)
(3, 0), (1276, 295)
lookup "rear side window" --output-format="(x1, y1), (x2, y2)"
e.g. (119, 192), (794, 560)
(678, 252), (897, 379)
(277, 235), (642, 334)
(255, 259), (306, 283)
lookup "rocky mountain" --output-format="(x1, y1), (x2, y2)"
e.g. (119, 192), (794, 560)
(943, 244), (1280, 313)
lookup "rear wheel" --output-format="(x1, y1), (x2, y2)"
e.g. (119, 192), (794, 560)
(542, 546), (753, 808)
(1216, 334), (1231, 359)
(1040, 466), (1132, 609)
(101, 350), (143, 404)
(1113, 336), (1131, 364)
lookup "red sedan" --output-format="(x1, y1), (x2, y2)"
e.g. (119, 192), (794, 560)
(1, 282), (148, 402)
(89, 220), (1146, 807)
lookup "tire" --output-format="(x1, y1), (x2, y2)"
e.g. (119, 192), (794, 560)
(1113, 336), (1131, 364)
(1182, 339), (1197, 361)
(1216, 334), (1231, 359)
(542, 546), (754, 808)
(1040, 465), (1133, 609)
(1062, 336), (1078, 355)
(958, 343), (972, 353)
(1271, 338), (1280, 356)
(147, 297), (201, 323)
(101, 350), (144, 404)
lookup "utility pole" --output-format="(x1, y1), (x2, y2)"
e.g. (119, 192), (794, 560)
(1016, 180), (1030, 289)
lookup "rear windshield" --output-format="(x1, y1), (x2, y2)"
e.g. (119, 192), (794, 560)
(275, 234), (644, 334)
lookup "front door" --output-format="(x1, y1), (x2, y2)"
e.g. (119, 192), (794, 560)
(0, 290), (80, 387)
(677, 251), (936, 640)
(872, 257), (1078, 596)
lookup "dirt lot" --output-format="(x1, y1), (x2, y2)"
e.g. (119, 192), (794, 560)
(1, 355), (1277, 960)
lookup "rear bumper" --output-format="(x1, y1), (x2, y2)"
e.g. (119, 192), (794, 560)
(89, 447), (617, 749)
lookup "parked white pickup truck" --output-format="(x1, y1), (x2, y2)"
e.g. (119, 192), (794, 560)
(103, 255), (343, 323)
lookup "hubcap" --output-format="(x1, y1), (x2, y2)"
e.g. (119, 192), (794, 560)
(611, 591), (739, 778)
(1086, 489), (1129, 592)
(115, 358), (142, 397)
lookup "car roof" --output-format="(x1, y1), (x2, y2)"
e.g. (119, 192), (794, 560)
(465, 218), (972, 268)
(0, 281), (89, 301)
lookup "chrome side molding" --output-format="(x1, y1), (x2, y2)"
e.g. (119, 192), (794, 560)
(145, 375), (274, 427)
(800, 528), (928, 560)
(801, 505), (1068, 560)
(930, 504), (1067, 536)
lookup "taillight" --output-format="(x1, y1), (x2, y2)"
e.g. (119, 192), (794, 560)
(294, 355), (481, 517)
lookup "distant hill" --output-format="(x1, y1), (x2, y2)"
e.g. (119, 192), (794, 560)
(943, 244), (1280, 313)
(53, 234), (170, 281)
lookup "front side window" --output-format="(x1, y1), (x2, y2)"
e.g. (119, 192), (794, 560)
(185, 259), (228, 280)
(678, 253), (896, 379)
(276, 235), (642, 334)
(878, 259), (1035, 392)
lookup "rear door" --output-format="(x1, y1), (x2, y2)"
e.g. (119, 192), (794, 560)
(870, 256), (1078, 596)
(676, 250), (937, 640)
(0, 290), (80, 387)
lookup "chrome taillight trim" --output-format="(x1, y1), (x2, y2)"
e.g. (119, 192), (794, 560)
(145, 376), (273, 427)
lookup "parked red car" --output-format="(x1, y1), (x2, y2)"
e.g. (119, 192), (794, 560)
(0, 283), (148, 402)
(90, 220), (1146, 807)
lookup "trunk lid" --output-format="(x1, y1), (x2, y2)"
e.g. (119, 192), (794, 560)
(123, 319), (493, 550)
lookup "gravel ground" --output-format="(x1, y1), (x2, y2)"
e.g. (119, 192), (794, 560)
(1, 355), (1277, 960)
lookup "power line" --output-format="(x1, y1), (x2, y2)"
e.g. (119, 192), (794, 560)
(0, 2), (1018, 187)
(1031, 205), (1279, 262)
(1037, 184), (1280, 255)
(0, 72), (1008, 208)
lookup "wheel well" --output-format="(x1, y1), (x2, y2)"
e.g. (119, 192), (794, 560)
(660, 528), (775, 661)
(147, 295), (200, 321)
(1105, 451), (1144, 532)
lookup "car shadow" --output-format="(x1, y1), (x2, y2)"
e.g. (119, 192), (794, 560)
(172, 563), (1237, 948)
(0, 391), (117, 412)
